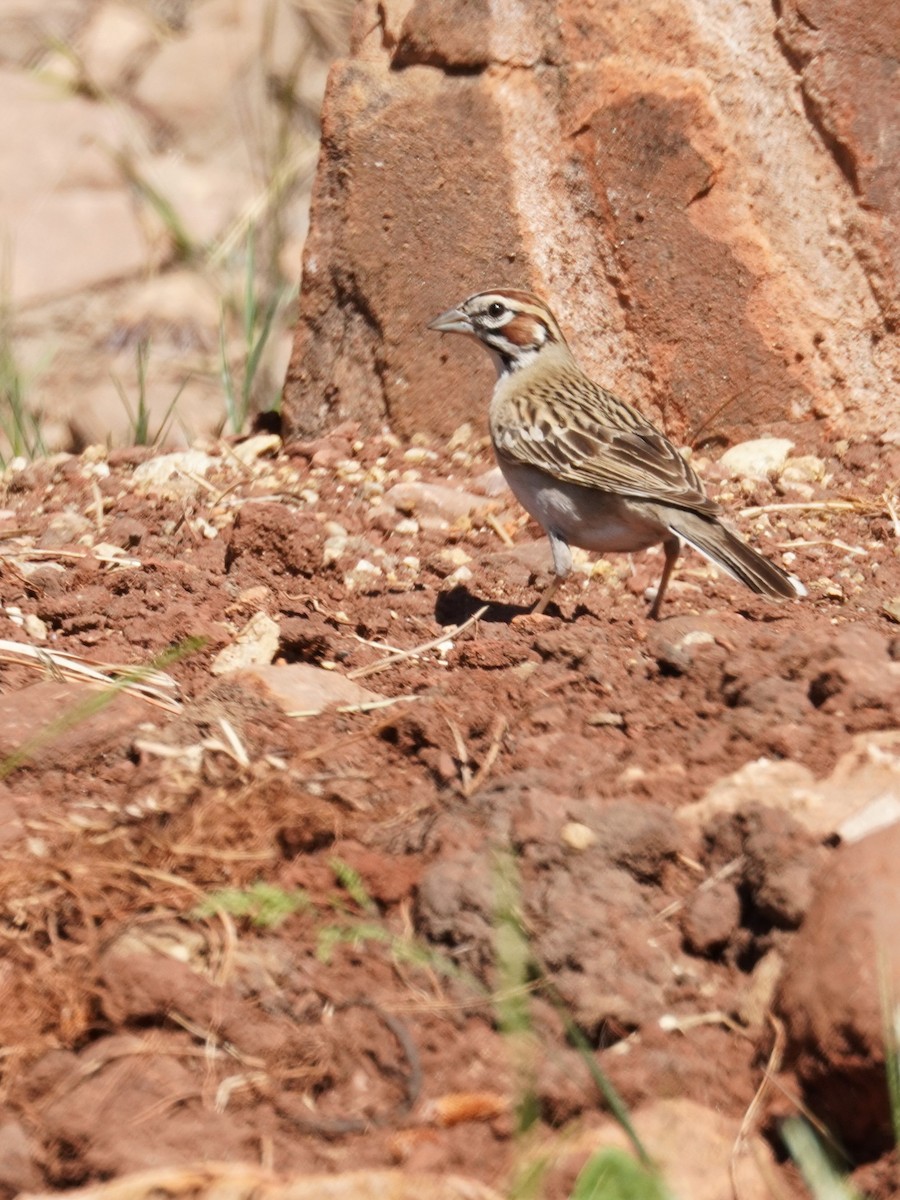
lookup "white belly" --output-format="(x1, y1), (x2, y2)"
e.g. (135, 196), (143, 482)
(498, 457), (669, 554)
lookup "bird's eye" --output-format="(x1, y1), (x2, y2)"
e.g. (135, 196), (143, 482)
(487, 302), (506, 319)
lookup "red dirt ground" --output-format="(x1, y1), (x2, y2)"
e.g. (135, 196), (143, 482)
(0, 419), (897, 1198)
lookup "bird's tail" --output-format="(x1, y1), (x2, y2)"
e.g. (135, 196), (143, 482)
(667, 512), (806, 600)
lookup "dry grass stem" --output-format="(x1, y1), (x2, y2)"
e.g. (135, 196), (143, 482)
(659, 1010), (747, 1036)
(485, 512), (514, 547)
(740, 500), (864, 518)
(885, 492), (900, 539)
(730, 1013), (786, 1200)
(461, 715), (508, 798)
(215, 717), (251, 767)
(656, 857), (745, 921)
(0, 639), (180, 709)
(446, 718), (473, 792)
(285, 694), (420, 718)
(347, 605), (488, 679)
(776, 537), (868, 556)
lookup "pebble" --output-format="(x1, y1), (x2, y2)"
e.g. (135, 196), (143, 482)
(240, 663), (383, 716)
(780, 454), (826, 484)
(438, 547), (472, 570)
(322, 535), (347, 565)
(447, 422), (475, 449)
(344, 559), (384, 592)
(230, 434), (282, 464)
(37, 511), (93, 548)
(586, 711), (625, 728)
(132, 450), (218, 490)
(211, 612), (280, 676)
(22, 613), (48, 642)
(560, 821), (597, 851)
(718, 437), (794, 481)
(384, 481), (492, 522)
(469, 467), (508, 497)
(645, 615), (729, 674)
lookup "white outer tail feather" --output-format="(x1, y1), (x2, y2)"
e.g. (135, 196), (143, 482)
(672, 522), (807, 600)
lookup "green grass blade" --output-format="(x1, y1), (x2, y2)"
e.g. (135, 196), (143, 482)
(780, 1118), (861, 1200)
(219, 311), (239, 432)
(193, 881), (310, 928)
(878, 952), (900, 1151)
(571, 1148), (671, 1200)
(329, 855), (379, 915)
(547, 993), (653, 1170)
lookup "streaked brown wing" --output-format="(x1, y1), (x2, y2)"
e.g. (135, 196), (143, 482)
(494, 380), (719, 516)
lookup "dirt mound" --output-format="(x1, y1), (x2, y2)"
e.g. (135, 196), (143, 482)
(0, 424), (897, 1197)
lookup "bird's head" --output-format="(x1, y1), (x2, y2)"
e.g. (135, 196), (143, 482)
(428, 289), (570, 376)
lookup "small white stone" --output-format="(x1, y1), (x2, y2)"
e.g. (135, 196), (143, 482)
(132, 450), (218, 489)
(231, 434), (282, 464)
(211, 613), (281, 676)
(322, 535), (348, 566)
(196, 517), (219, 540)
(718, 438), (794, 481)
(385, 481), (491, 522)
(442, 547), (473, 568)
(448, 422), (474, 448)
(561, 821), (598, 851)
(780, 455), (826, 484)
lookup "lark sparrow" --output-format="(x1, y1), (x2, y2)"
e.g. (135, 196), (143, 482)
(428, 289), (806, 617)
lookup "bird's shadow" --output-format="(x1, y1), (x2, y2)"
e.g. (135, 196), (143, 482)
(434, 585), (537, 627)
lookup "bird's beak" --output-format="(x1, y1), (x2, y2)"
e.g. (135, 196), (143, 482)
(427, 306), (473, 334)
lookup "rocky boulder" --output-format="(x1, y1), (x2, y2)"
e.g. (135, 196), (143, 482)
(282, 0), (898, 442)
(775, 822), (900, 1159)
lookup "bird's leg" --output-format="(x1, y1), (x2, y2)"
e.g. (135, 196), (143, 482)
(648, 536), (681, 620)
(533, 531), (572, 615)
(533, 576), (560, 615)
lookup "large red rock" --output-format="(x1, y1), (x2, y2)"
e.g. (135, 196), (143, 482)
(283, 0), (898, 442)
(776, 0), (900, 328)
(775, 823), (900, 1159)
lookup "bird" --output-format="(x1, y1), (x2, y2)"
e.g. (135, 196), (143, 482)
(428, 288), (806, 618)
